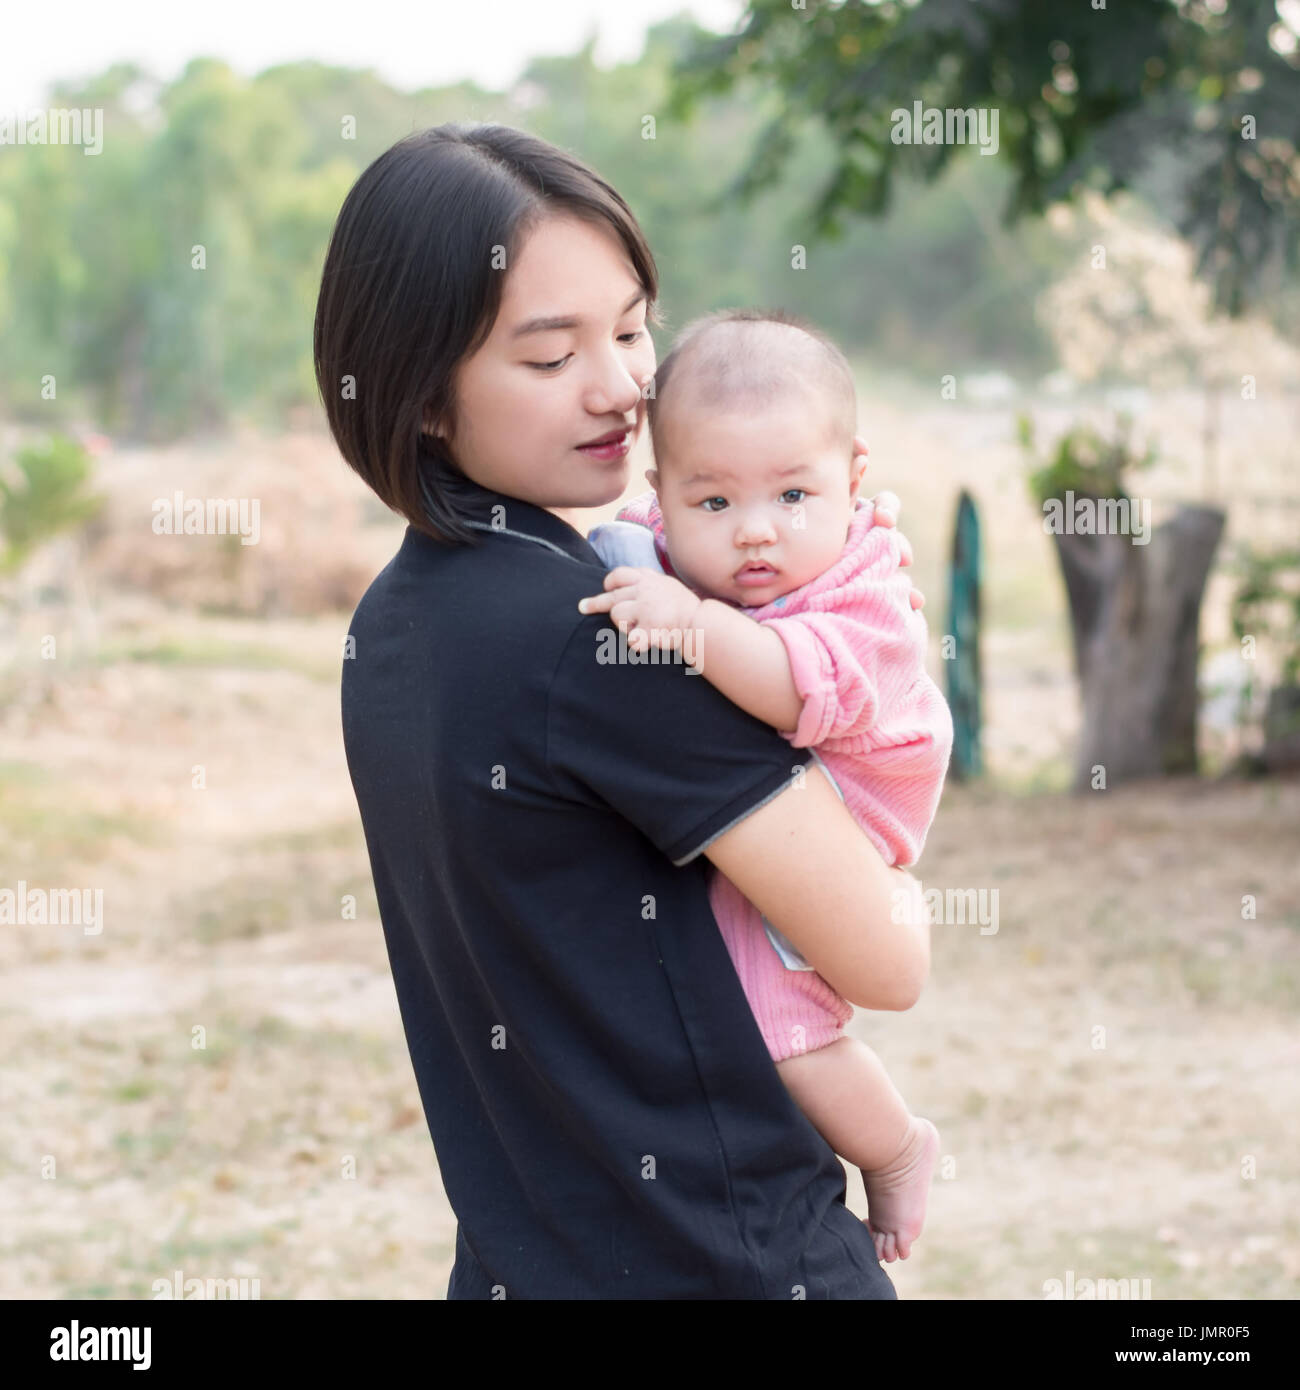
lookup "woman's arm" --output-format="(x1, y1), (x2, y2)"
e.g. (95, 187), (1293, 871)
(702, 762), (931, 1011)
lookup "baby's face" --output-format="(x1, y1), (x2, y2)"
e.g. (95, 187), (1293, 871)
(648, 404), (866, 609)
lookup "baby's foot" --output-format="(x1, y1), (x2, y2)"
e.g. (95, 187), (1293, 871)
(862, 1116), (939, 1264)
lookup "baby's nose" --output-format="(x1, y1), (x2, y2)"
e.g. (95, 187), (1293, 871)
(735, 514), (777, 544)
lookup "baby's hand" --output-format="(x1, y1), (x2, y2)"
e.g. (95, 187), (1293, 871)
(576, 567), (704, 652)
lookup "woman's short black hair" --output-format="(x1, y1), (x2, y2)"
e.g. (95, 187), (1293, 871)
(313, 122), (661, 546)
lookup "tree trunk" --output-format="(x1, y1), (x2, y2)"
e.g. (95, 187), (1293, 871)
(1052, 504), (1226, 790)
(1262, 686), (1300, 773)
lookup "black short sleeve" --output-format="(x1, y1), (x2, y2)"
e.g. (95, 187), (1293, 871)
(546, 617), (816, 865)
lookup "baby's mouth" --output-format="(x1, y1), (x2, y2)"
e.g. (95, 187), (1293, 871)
(735, 561), (778, 585)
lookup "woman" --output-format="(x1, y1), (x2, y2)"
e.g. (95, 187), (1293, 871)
(314, 123), (930, 1299)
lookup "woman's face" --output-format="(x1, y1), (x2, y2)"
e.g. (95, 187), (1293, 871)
(432, 213), (657, 513)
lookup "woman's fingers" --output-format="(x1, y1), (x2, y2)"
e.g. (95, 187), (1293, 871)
(909, 588), (925, 611)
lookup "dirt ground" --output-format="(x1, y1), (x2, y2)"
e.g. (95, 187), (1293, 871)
(1, 393), (1297, 1298)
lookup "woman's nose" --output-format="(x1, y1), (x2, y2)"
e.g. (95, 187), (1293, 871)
(585, 350), (646, 417)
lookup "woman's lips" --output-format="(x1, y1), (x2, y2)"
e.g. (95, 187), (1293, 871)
(575, 430), (630, 461)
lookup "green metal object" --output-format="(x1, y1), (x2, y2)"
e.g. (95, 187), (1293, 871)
(946, 489), (983, 780)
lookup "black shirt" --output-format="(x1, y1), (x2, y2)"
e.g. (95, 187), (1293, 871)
(340, 470), (896, 1300)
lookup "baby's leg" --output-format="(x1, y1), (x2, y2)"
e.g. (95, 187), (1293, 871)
(776, 1036), (939, 1264)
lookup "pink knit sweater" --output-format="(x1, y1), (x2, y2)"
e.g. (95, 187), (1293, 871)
(607, 491), (954, 1062)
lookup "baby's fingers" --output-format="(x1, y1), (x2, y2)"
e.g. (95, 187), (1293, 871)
(577, 590), (618, 615)
(578, 566), (644, 615)
(871, 491), (902, 528)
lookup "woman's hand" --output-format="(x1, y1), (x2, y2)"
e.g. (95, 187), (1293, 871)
(577, 567), (703, 652)
(865, 490), (924, 612)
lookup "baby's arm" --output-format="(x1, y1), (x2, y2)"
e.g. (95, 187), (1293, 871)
(699, 520), (930, 745)
(687, 602), (805, 733)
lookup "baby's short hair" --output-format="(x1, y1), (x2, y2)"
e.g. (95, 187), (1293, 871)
(647, 308), (857, 468)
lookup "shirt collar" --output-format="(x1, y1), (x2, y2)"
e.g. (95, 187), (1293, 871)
(420, 459), (601, 565)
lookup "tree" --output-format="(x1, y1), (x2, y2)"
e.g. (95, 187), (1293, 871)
(0, 434), (103, 577)
(665, 0), (1300, 318)
(1021, 415), (1224, 788)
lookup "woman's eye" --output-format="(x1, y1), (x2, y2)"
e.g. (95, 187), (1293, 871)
(780, 488), (807, 504)
(700, 497), (727, 513)
(530, 331), (641, 373)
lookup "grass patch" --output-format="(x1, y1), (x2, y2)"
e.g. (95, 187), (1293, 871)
(256, 821), (364, 855)
(1038, 1230), (1182, 1299)
(0, 760), (52, 789)
(984, 759), (1073, 796)
(113, 1123), (185, 1168)
(1179, 953), (1300, 1012)
(112, 1078), (158, 1102)
(197, 1011), (395, 1069)
(95, 635), (337, 682)
(187, 873), (373, 943)
(154, 1231), (268, 1265)
(0, 795), (162, 868)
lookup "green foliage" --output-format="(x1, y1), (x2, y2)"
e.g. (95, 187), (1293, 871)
(1230, 542), (1300, 686)
(667, 0), (1300, 318)
(0, 434), (104, 574)
(4, 6), (1294, 439)
(1017, 412), (1157, 507)
(0, 39), (1085, 441)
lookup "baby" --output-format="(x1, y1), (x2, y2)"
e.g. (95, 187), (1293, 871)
(581, 308), (954, 1264)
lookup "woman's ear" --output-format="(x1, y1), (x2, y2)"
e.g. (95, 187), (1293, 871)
(423, 405), (447, 441)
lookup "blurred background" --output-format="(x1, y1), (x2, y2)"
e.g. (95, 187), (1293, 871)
(1, 0), (1298, 1299)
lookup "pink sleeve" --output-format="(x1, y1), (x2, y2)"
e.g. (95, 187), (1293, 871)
(760, 527), (924, 748)
(614, 491), (663, 537)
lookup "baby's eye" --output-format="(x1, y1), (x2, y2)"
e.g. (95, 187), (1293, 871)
(700, 497), (728, 513)
(780, 488), (807, 504)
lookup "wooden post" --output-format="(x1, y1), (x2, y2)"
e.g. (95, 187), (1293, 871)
(945, 489), (983, 781)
